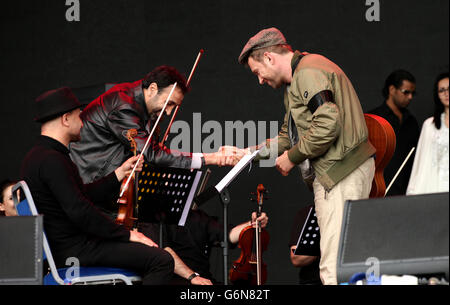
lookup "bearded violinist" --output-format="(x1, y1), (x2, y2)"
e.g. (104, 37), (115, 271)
(70, 65), (239, 186)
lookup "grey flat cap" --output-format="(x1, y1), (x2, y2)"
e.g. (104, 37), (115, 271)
(238, 27), (287, 64)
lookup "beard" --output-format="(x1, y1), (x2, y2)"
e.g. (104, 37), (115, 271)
(266, 73), (284, 89)
(149, 111), (161, 122)
(268, 79), (283, 89)
(270, 81), (283, 89)
(394, 98), (410, 109)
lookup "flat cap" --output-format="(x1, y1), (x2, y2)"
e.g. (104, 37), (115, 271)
(238, 27), (287, 65)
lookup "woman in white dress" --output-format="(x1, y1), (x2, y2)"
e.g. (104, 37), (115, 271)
(407, 72), (449, 195)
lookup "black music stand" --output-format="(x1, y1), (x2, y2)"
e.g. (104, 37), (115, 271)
(194, 150), (260, 285)
(137, 163), (203, 247)
(294, 205), (321, 256)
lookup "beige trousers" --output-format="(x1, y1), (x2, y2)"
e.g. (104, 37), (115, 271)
(313, 157), (375, 285)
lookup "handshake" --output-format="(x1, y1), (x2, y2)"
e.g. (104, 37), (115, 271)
(203, 146), (250, 167)
(204, 140), (296, 177)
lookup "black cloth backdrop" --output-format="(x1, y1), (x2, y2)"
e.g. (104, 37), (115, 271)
(1, 0), (448, 284)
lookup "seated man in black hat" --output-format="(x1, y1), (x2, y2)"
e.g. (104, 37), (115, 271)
(20, 87), (175, 285)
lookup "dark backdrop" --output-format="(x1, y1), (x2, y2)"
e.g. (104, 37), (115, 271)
(1, 0), (448, 284)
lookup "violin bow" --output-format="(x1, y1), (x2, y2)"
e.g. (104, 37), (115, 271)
(159, 49), (204, 146)
(384, 147), (415, 196)
(119, 82), (178, 198)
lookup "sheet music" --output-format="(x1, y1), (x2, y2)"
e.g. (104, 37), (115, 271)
(294, 205), (320, 256)
(178, 170), (203, 226)
(294, 206), (313, 254)
(215, 150), (259, 193)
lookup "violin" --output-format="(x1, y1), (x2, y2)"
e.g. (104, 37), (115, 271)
(229, 184), (270, 285)
(116, 129), (138, 230)
(364, 114), (396, 197)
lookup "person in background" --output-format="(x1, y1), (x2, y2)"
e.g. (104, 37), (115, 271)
(289, 205), (321, 285)
(407, 72), (449, 195)
(0, 179), (18, 216)
(139, 208), (268, 285)
(368, 70), (420, 195)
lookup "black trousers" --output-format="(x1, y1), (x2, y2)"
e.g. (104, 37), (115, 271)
(72, 239), (174, 285)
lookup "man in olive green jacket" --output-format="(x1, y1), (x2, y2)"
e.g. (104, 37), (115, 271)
(238, 28), (376, 285)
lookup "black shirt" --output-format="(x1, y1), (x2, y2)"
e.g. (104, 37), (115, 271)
(289, 205), (321, 285)
(368, 103), (420, 196)
(20, 136), (130, 266)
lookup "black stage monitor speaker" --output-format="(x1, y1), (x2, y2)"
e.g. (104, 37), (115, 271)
(337, 192), (449, 283)
(0, 216), (43, 285)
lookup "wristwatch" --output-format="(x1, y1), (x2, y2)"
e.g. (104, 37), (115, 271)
(187, 272), (200, 282)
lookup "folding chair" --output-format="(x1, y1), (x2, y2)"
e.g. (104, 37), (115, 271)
(12, 181), (142, 285)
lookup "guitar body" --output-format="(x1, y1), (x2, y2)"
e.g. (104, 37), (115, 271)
(364, 114), (396, 198)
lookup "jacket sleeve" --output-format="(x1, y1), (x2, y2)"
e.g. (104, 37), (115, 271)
(84, 171), (121, 210)
(287, 68), (341, 164)
(106, 97), (193, 169)
(40, 153), (130, 241)
(254, 102), (292, 161)
(277, 110), (294, 155)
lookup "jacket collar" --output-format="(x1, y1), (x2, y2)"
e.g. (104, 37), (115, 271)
(132, 80), (149, 121)
(291, 50), (309, 76)
(381, 101), (412, 121)
(37, 135), (70, 155)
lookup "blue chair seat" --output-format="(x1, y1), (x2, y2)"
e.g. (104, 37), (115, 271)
(44, 266), (141, 285)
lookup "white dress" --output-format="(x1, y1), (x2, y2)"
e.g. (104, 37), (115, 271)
(407, 112), (449, 195)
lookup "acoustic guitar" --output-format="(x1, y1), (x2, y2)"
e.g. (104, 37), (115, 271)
(364, 114), (396, 198)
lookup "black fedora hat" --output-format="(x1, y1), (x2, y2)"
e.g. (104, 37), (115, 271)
(34, 87), (82, 123)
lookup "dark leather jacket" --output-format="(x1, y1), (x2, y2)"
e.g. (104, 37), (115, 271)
(70, 80), (192, 183)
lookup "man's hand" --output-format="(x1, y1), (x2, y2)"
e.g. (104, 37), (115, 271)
(202, 146), (248, 167)
(163, 246), (213, 285)
(191, 276), (213, 285)
(217, 145), (246, 166)
(229, 212), (269, 243)
(275, 151), (295, 176)
(115, 155), (144, 182)
(290, 245), (318, 267)
(251, 212), (268, 228)
(129, 229), (158, 248)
